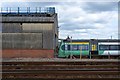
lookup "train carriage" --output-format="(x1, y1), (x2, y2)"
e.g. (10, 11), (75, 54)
(58, 39), (120, 58)
(98, 42), (120, 55)
(58, 40), (90, 58)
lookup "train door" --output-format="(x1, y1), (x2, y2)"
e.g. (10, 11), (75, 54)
(89, 39), (98, 58)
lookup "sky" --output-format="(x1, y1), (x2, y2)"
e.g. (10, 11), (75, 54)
(0, 1), (119, 39)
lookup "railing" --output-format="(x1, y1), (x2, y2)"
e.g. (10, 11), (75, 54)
(0, 7), (55, 14)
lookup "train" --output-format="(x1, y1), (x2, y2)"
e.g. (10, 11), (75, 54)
(58, 38), (120, 58)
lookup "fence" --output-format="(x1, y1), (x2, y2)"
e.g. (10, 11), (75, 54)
(0, 7), (55, 14)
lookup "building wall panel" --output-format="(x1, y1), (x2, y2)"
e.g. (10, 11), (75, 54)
(43, 31), (53, 49)
(2, 23), (22, 33)
(22, 23), (54, 49)
(2, 33), (42, 49)
(22, 23), (53, 32)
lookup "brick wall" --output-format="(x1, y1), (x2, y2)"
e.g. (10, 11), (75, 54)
(2, 49), (54, 58)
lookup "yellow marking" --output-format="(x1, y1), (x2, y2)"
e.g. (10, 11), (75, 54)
(92, 45), (96, 51)
(66, 42), (89, 44)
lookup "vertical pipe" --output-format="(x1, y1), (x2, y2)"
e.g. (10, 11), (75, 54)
(111, 36), (112, 39)
(28, 7), (29, 13)
(1, 7), (2, 13)
(108, 52), (110, 59)
(39, 7), (41, 13)
(90, 52), (91, 59)
(27, 7), (28, 13)
(29, 7), (30, 13)
(18, 7), (19, 14)
(36, 7), (37, 13)
(9, 7), (11, 13)
(7, 7), (8, 13)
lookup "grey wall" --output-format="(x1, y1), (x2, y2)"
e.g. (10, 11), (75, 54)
(2, 23), (22, 33)
(22, 23), (54, 49)
(2, 13), (58, 50)
(2, 33), (42, 49)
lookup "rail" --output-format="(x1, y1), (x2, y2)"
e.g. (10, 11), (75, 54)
(2, 59), (119, 79)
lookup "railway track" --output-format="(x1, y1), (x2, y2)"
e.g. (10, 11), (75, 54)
(2, 65), (118, 70)
(2, 59), (120, 80)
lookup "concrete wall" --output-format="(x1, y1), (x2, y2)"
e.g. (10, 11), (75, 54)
(2, 33), (42, 49)
(2, 23), (22, 33)
(2, 13), (58, 58)
(22, 23), (54, 49)
(2, 17), (54, 23)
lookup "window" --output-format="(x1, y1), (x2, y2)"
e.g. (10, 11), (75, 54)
(78, 45), (89, 50)
(99, 45), (120, 50)
(65, 45), (68, 50)
(110, 45), (120, 50)
(62, 44), (89, 51)
(99, 45), (109, 50)
(67, 45), (70, 50)
(71, 45), (78, 50)
(61, 44), (70, 50)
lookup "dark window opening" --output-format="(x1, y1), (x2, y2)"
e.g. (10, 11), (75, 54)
(65, 44), (89, 51)
(67, 45), (70, 50)
(99, 45), (120, 50)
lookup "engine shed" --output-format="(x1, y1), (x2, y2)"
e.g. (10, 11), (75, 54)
(1, 7), (58, 58)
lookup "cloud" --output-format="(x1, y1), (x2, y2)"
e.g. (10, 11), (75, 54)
(1, 2), (118, 39)
(57, 2), (118, 39)
(1, 2), (59, 7)
(81, 2), (118, 13)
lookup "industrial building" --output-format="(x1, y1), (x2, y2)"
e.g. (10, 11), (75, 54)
(2, 7), (58, 58)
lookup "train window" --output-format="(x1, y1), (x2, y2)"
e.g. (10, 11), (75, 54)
(109, 45), (119, 50)
(62, 44), (71, 50)
(67, 45), (70, 50)
(78, 45), (89, 50)
(64, 44), (89, 51)
(83, 45), (89, 50)
(65, 45), (68, 50)
(99, 45), (120, 50)
(99, 45), (109, 50)
(71, 45), (78, 50)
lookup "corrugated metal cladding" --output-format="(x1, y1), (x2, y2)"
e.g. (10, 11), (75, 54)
(2, 33), (42, 49)
(2, 23), (22, 33)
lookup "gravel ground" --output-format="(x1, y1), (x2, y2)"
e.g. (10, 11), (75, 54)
(2, 58), (119, 62)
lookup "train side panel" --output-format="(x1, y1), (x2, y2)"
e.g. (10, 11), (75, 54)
(98, 42), (120, 56)
(58, 42), (89, 57)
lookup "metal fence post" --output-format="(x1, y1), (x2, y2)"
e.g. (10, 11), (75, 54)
(70, 36), (72, 59)
(108, 52), (110, 59)
(90, 52), (91, 59)
(80, 46), (82, 59)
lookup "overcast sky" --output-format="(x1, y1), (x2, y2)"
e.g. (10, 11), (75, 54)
(1, 1), (119, 39)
